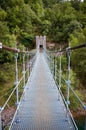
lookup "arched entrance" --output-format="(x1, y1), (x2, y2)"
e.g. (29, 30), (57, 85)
(39, 45), (43, 52)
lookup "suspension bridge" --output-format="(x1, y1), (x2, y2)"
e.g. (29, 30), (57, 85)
(0, 36), (86, 130)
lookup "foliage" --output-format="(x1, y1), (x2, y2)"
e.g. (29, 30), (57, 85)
(42, 0), (63, 7)
(69, 28), (86, 85)
(0, 34), (16, 63)
(0, 0), (86, 45)
(69, 90), (83, 110)
(44, 2), (79, 42)
(0, 62), (22, 106)
(56, 54), (82, 110)
(20, 33), (35, 48)
(0, 0), (86, 111)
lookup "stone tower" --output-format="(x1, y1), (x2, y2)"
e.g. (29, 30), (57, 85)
(36, 36), (46, 51)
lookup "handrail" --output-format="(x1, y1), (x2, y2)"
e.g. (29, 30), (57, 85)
(56, 69), (85, 109)
(46, 49), (83, 129)
(58, 84), (78, 130)
(47, 48), (86, 110)
(9, 56), (36, 129)
(62, 76), (85, 108)
(45, 42), (86, 54)
(0, 75), (24, 113)
(1, 52), (37, 113)
(44, 50), (78, 129)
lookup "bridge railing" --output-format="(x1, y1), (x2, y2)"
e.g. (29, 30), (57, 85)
(44, 43), (86, 130)
(43, 49), (55, 77)
(0, 44), (36, 130)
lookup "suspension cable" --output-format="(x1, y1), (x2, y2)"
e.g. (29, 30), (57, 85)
(56, 81), (78, 130)
(46, 42), (86, 107)
(46, 42), (86, 54)
(2, 44), (30, 54)
(58, 43), (86, 52)
(2, 45), (19, 52)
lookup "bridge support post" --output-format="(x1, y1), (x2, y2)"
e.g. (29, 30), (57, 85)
(0, 107), (2, 130)
(29, 54), (31, 76)
(52, 53), (54, 75)
(53, 54), (54, 77)
(27, 53), (29, 79)
(49, 52), (52, 74)
(26, 48), (29, 80)
(54, 55), (56, 80)
(59, 47), (62, 89)
(67, 50), (71, 104)
(58, 47), (62, 100)
(14, 52), (19, 106)
(22, 51), (25, 88)
(66, 48), (71, 117)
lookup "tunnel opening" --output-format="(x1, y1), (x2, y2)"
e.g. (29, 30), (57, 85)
(39, 45), (43, 52)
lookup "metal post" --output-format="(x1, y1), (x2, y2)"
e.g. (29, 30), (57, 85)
(53, 54), (54, 77)
(50, 53), (52, 72)
(49, 53), (51, 68)
(53, 45), (56, 77)
(14, 53), (19, 106)
(27, 54), (29, 79)
(51, 53), (53, 75)
(0, 107), (2, 130)
(66, 49), (71, 117)
(22, 52), (25, 88)
(67, 50), (71, 105)
(58, 47), (62, 100)
(29, 54), (30, 76)
(54, 55), (56, 80)
(52, 53), (54, 76)
(59, 47), (62, 89)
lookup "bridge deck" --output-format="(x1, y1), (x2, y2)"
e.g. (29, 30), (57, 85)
(10, 52), (75, 130)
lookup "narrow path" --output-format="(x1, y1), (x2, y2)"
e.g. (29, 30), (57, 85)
(10, 52), (75, 130)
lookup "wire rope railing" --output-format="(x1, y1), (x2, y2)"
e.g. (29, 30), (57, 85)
(0, 44), (37, 130)
(0, 39), (86, 130)
(44, 42), (86, 130)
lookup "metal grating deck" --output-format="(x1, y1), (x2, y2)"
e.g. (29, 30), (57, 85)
(10, 52), (75, 130)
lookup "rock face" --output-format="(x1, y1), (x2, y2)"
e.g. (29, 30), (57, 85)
(1, 107), (16, 128)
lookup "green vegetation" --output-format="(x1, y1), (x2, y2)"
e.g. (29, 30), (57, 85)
(0, 61), (22, 106)
(0, 0), (86, 110)
(55, 55), (84, 111)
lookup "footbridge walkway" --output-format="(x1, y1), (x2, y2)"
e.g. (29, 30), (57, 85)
(9, 51), (76, 130)
(0, 36), (86, 130)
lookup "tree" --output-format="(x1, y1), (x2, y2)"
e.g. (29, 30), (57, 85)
(0, 34), (16, 63)
(44, 2), (77, 43)
(42, 0), (63, 7)
(0, 0), (24, 10)
(0, 8), (9, 41)
(69, 28), (86, 85)
(70, 0), (81, 10)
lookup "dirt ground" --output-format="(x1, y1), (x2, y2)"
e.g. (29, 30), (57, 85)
(71, 109), (86, 118)
(1, 107), (16, 128)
